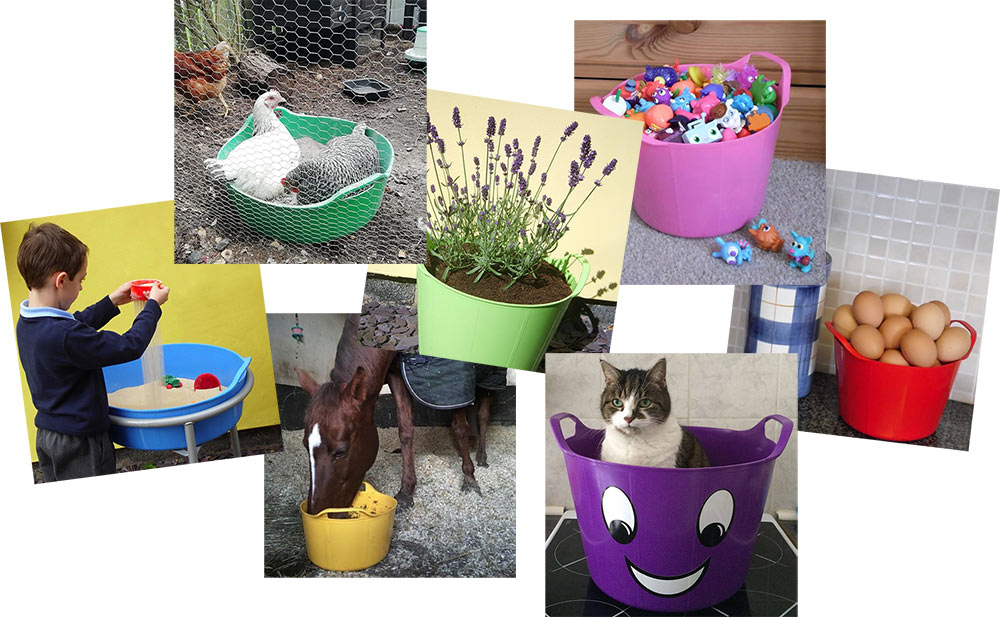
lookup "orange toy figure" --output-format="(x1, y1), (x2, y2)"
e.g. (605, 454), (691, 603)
(625, 109), (646, 122)
(747, 218), (785, 252)
(746, 112), (771, 133)
(644, 104), (675, 131)
(671, 79), (702, 97)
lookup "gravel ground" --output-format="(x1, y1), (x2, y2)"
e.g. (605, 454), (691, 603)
(264, 425), (516, 578)
(31, 426), (283, 483)
(174, 36), (426, 265)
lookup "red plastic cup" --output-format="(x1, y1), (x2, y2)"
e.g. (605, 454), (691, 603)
(825, 320), (977, 441)
(130, 279), (161, 300)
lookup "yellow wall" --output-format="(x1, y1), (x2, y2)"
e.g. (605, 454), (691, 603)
(369, 89), (642, 302)
(2, 202), (278, 461)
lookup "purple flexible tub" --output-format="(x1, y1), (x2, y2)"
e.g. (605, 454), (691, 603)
(589, 52), (791, 238)
(550, 412), (793, 612)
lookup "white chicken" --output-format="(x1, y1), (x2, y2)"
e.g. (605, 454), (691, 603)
(204, 90), (300, 201)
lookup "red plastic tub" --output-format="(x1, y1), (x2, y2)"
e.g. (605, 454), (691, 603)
(130, 279), (160, 300)
(825, 320), (977, 441)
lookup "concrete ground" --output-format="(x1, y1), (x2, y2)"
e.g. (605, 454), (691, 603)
(31, 425), (283, 483)
(264, 424), (516, 578)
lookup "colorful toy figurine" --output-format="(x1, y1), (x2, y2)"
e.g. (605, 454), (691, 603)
(787, 231), (815, 273)
(625, 109), (646, 122)
(687, 65), (709, 87)
(731, 93), (754, 114)
(644, 104), (675, 132)
(745, 111), (771, 133)
(716, 100), (745, 131)
(707, 102), (728, 121)
(755, 103), (777, 121)
(652, 86), (672, 105)
(735, 63), (759, 90)
(691, 92), (721, 117)
(713, 237), (752, 266)
(193, 372), (222, 390)
(670, 88), (697, 112)
(710, 63), (731, 85)
(682, 117), (723, 144)
(635, 98), (656, 112)
(747, 218), (785, 252)
(602, 92), (629, 116)
(670, 79), (701, 98)
(750, 76), (778, 106)
(291, 324), (304, 341)
(645, 64), (679, 87)
(619, 78), (638, 99)
(700, 83), (725, 101)
(163, 375), (182, 389)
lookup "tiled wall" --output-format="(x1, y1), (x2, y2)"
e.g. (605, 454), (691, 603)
(729, 172), (998, 404)
(545, 353), (798, 516)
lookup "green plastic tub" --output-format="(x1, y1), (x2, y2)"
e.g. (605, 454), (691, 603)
(215, 108), (394, 244)
(415, 255), (590, 371)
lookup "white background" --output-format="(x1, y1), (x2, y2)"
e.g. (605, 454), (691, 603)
(0, 1), (997, 616)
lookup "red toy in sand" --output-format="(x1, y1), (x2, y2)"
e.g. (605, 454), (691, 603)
(194, 373), (222, 390)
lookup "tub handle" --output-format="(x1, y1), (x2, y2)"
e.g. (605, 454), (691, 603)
(313, 506), (384, 519)
(567, 254), (591, 299)
(734, 51), (792, 109)
(756, 413), (794, 459)
(550, 412), (589, 450)
(951, 320), (978, 361)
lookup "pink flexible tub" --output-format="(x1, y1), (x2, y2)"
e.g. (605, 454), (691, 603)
(590, 51), (791, 238)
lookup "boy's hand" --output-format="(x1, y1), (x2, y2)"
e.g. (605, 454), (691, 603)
(109, 282), (134, 306)
(148, 282), (170, 306)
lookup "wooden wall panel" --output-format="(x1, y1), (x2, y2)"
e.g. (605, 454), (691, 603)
(574, 20), (826, 161)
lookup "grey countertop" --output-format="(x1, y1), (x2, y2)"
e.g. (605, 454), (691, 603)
(799, 372), (973, 451)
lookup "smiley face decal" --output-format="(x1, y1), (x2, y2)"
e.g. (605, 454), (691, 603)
(601, 486), (734, 597)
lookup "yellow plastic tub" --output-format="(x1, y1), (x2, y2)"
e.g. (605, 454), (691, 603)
(300, 481), (397, 571)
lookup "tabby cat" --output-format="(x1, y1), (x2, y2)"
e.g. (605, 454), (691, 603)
(599, 358), (711, 468)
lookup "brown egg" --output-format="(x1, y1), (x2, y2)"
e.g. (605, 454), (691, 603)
(881, 293), (913, 318)
(879, 349), (910, 366)
(911, 302), (947, 340)
(852, 291), (885, 327)
(878, 315), (913, 349)
(850, 324), (885, 360)
(929, 300), (952, 325)
(936, 326), (972, 363)
(900, 329), (938, 367)
(832, 304), (859, 338)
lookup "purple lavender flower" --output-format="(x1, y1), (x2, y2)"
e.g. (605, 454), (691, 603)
(603, 158), (618, 176)
(473, 156), (480, 167)
(520, 228), (527, 238)
(430, 184), (436, 193)
(540, 172), (547, 185)
(512, 150), (524, 174)
(512, 138), (519, 151)
(531, 136), (541, 159)
(518, 173), (528, 195)
(486, 116), (496, 137)
(568, 160), (584, 188)
(452, 106), (462, 129)
(481, 184), (489, 198)
(436, 138), (445, 154)
(498, 118), (507, 136)
(527, 161), (536, 176)
(561, 121), (579, 142)
(579, 134), (592, 161)
(582, 149), (597, 169)
(504, 144), (512, 157)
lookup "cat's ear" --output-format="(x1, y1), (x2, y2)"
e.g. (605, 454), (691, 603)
(648, 358), (667, 384)
(599, 359), (621, 385)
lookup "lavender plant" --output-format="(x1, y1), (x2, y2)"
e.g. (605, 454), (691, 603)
(426, 107), (618, 289)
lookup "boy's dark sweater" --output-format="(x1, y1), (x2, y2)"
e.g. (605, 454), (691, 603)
(16, 296), (162, 436)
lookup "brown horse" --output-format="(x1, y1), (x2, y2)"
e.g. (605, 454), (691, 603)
(297, 315), (489, 515)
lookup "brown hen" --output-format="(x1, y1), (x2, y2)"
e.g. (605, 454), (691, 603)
(174, 41), (231, 117)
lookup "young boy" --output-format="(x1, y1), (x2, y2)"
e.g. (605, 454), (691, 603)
(15, 222), (170, 482)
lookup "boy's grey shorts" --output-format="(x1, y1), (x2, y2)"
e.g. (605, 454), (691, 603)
(36, 428), (116, 482)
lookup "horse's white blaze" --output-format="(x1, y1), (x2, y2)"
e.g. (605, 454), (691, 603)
(307, 423), (322, 499)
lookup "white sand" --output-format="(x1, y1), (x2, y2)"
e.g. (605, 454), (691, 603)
(108, 378), (224, 410)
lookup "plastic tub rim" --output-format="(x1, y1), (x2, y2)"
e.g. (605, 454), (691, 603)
(825, 319), (977, 368)
(590, 51), (791, 148)
(550, 412), (793, 473)
(215, 107), (394, 210)
(299, 482), (398, 520)
(416, 253), (590, 310)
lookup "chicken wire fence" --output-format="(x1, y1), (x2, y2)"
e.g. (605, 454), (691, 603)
(174, 0), (426, 264)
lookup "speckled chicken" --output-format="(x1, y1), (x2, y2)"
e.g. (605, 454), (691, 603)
(280, 123), (380, 205)
(203, 90), (300, 201)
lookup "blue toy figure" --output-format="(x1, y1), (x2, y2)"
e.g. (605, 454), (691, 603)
(731, 93), (754, 114)
(670, 88), (697, 112)
(713, 237), (752, 265)
(787, 231), (814, 273)
(700, 83), (725, 101)
(645, 64), (679, 87)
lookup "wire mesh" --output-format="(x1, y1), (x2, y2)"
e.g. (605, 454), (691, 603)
(174, 0), (426, 264)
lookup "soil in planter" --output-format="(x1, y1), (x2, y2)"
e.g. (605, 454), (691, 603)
(428, 254), (573, 305)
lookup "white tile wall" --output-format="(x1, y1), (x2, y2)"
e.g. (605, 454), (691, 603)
(729, 172), (998, 404)
(545, 353), (797, 517)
